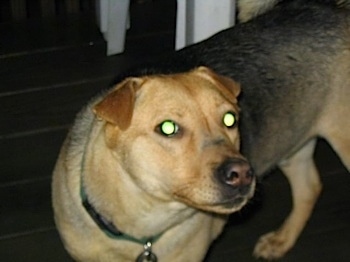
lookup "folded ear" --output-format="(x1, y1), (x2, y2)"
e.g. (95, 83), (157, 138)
(193, 66), (241, 101)
(93, 78), (144, 130)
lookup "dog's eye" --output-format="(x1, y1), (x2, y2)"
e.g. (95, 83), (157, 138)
(223, 112), (237, 128)
(157, 120), (179, 137)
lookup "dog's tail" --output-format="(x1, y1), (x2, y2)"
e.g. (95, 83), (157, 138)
(237, 0), (350, 22)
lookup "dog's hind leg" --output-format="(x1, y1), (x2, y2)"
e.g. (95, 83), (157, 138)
(253, 139), (322, 260)
(322, 117), (350, 172)
(321, 52), (350, 171)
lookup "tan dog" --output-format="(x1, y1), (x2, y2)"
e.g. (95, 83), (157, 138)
(52, 67), (255, 261)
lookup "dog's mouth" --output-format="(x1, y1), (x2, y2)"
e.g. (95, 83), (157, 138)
(176, 158), (256, 214)
(174, 179), (256, 215)
(210, 182), (256, 214)
(217, 185), (256, 213)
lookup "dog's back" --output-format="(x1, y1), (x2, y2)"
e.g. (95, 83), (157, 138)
(224, 0), (350, 173)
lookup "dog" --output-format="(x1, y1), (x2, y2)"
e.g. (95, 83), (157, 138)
(52, 67), (255, 261)
(53, 0), (350, 260)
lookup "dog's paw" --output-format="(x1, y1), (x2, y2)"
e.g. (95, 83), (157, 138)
(253, 231), (292, 260)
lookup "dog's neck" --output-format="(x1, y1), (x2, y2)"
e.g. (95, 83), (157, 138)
(78, 121), (163, 247)
(80, 183), (163, 245)
(79, 122), (195, 246)
(81, 121), (197, 236)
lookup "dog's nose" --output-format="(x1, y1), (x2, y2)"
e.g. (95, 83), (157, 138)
(216, 158), (253, 188)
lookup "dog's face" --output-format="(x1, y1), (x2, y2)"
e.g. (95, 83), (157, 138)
(94, 67), (255, 214)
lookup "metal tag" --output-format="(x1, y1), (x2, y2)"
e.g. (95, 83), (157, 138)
(136, 242), (158, 262)
(136, 250), (157, 262)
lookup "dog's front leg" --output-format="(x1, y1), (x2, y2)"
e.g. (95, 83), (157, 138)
(253, 139), (322, 260)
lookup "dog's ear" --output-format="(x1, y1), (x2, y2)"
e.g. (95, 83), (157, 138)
(93, 78), (144, 130)
(194, 66), (241, 100)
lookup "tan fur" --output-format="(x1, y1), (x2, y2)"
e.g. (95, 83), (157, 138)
(52, 67), (255, 261)
(238, 0), (279, 22)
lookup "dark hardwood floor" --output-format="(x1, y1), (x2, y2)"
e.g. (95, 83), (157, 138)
(1, 1), (349, 261)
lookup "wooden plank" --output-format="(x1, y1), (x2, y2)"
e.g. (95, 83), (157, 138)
(40, 0), (55, 17)
(0, 29), (172, 94)
(0, 178), (54, 237)
(0, 43), (136, 93)
(0, 1), (12, 22)
(0, 229), (73, 261)
(10, 0), (26, 20)
(0, 129), (67, 184)
(0, 77), (110, 137)
(66, 0), (80, 14)
(0, 13), (103, 57)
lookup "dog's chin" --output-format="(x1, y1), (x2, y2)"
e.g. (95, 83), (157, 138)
(177, 194), (252, 215)
(201, 196), (251, 214)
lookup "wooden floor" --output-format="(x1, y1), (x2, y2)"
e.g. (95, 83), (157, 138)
(1, 1), (350, 261)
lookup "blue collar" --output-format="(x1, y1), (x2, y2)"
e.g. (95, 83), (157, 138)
(80, 184), (163, 245)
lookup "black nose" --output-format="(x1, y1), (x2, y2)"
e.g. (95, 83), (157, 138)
(216, 158), (254, 188)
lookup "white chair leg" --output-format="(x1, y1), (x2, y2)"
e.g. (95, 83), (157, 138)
(176, 0), (236, 50)
(176, 0), (187, 50)
(96, 0), (108, 36)
(96, 0), (130, 55)
(97, 0), (236, 55)
(106, 0), (130, 55)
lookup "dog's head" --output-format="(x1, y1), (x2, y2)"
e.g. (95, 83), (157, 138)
(93, 67), (255, 214)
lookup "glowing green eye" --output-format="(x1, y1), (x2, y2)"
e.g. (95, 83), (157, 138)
(160, 120), (179, 136)
(223, 112), (237, 128)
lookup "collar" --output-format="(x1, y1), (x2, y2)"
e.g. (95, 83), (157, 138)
(80, 184), (163, 245)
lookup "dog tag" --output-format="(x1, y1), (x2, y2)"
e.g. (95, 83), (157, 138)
(136, 250), (157, 262)
(136, 242), (157, 262)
